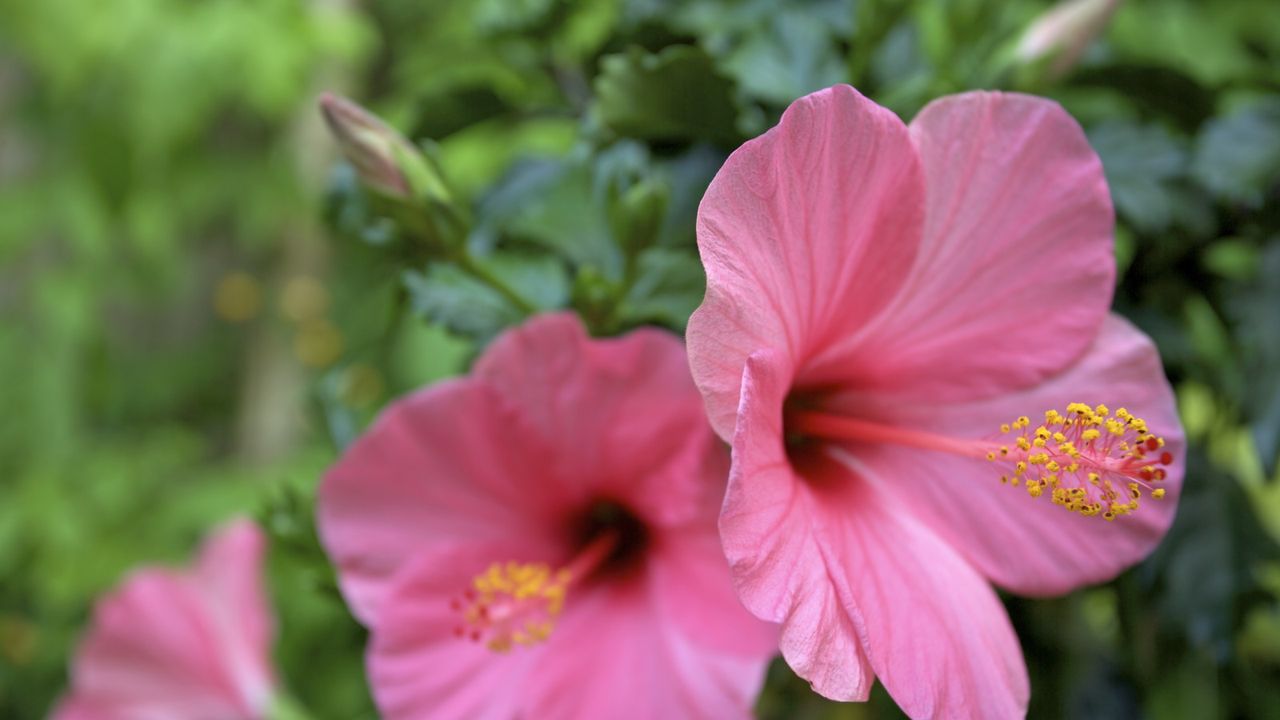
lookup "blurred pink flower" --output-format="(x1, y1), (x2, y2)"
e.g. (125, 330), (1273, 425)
(688, 85), (1184, 717)
(53, 519), (277, 720)
(318, 313), (776, 720)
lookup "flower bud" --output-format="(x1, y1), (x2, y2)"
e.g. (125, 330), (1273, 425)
(1016, 0), (1121, 80)
(609, 178), (669, 256)
(318, 92), (451, 203)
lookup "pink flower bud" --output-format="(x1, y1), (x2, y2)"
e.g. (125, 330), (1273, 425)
(1016, 0), (1122, 80)
(318, 92), (448, 202)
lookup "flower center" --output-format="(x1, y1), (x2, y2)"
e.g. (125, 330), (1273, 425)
(785, 402), (1172, 521)
(451, 530), (618, 653)
(571, 499), (649, 577)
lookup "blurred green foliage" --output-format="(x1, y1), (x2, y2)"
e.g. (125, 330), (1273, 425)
(2, 0), (1278, 717)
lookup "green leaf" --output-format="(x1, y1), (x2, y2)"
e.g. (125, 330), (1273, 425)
(1192, 98), (1280, 208)
(1184, 293), (1243, 402)
(1203, 238), (1260, 281)
(551, 0), (622, 63)
(869, 20), (933, 115)
(478, 156), (622, 279)
(721, 9), (847, 105)
(477, 251), (571, 311)
(1110, 1), (1260, 87)
(595, 45), (742, 146)
(1147, 653), (1222, 720)
(472, 0), (557, 35)
(437, 116), (579, 199)
(1087, 121), (1189, 235)
(1144, 451), (1280, 662)
(324, 165), (413, 249)
(654, 145), (724, 248)
(1069, 66), (1214, 134)
(1226, 244), (1280, 476)
(616, 248), (706, 330)
(401, 250), (567, 344)
(408, 84), (511, 140)
(316, 369), (360, 451)
(402, 264), (522, 343)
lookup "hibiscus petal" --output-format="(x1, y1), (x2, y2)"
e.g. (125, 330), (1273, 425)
(474, 312), (717, 526)
(367, 546), (536, 720)
(859, 314), (1185, 595)
(48, 697), (101, 720)
(817, 451), (1030, 719)
(191, 519), (275, 712)
(827, 91), (1114, 402)
(721, 350), (874, 700)
(72, 571), (255, 720)
(524, 579), (766, 719)
(689, 84), (925, 440)
(647, 524), (779, 657)
(318, 380), (561, 624)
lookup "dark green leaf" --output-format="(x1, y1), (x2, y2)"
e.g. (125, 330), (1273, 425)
(721, 9), (847, 105)
(1192, 98), (1280, 208)
(1144, 452), (1280, 662)
(1070, 66), (1215, 134)
(616, 247), (705, 329)
(654, 144), (724, 248)
(1088, 121), (1189, 235)
(1226, 243), (1280, 476)
(402, 264), (523, 343)
(477, 157), (623, 279)
(594, 45), (742, 146)
(478, 251), (571, 311)
(472, 0), (557, 35)
(409, 85), (512, 140)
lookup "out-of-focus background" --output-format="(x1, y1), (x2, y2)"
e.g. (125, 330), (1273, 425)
(1, 0), (1278, 717)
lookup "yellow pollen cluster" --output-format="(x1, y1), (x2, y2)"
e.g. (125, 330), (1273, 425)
(989, 403), (1172, 521)
(453, 561), (571, 653)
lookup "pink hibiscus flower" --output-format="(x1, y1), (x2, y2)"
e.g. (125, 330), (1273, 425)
(318, 313), (777, 720)
(687, 85), (1185, 717)
(53, 519), (278, 720)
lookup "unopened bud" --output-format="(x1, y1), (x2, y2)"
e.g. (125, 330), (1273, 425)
(1016, 0), (1121, 81)
(609, 178), (669, 256)
(318, 92), (451, 203)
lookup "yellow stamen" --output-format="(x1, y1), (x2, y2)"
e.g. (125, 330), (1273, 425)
(455, 561), (571, 653)
(995, 403), (1172, 521)
(454, 532), (619, 653)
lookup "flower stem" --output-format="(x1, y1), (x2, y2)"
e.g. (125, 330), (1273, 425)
(452, 252), (539, 316)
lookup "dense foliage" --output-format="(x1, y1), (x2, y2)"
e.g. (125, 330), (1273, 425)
(1, 0), (1277, 717)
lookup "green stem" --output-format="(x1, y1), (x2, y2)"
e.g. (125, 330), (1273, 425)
(397, 191), (538, 318)
(452, 252), (539, 316)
